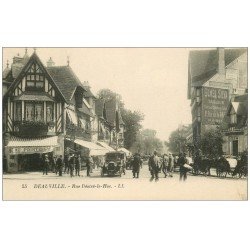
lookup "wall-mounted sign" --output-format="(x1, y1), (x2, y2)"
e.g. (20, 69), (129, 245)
(202, 87), (229, 125)
(8, 146), (53, 155)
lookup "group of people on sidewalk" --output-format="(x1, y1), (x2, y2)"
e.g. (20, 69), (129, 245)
(42, 153), (93, 177)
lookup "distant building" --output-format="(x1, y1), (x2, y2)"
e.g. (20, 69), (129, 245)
(95, 98), (125, 149)
(188, 48), (247, 149)
(221, 94), (248, 156)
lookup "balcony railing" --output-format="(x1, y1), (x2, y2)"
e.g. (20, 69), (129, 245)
(13, 120), (50, 137)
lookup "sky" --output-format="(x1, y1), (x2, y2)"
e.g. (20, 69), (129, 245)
(2, 48), (192, 141)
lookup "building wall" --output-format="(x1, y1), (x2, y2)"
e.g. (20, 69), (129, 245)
(190, 52), (248, 146)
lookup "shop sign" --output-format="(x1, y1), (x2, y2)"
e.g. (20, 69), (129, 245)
(202, 87), (229, 125)
(8, 146), (53, 155)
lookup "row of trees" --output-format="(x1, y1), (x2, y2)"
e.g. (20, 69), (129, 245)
(97, 89), (163, 154)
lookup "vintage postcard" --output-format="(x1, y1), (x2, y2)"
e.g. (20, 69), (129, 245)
(2, 47), (248, 200)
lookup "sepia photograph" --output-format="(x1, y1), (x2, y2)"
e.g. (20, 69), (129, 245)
(2, 47), (248, 200)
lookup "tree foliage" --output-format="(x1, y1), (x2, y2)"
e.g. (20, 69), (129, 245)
(97, 88), (144, 149)
(130, 129), (163, 155)
(166, 125), (192, 154)
(200, 127), (224, 158)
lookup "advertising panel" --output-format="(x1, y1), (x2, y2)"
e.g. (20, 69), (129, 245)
(202, 87), (229, 125)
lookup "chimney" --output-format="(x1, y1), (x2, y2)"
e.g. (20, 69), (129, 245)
(13, 54), (23, 64)
(217, 48), (225, 76)
(47, 57), (55, 67)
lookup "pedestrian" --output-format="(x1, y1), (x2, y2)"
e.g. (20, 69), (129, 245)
(56, 155), (63, 177)
(148, 151), (160, 181)
(43, 154), (49, 175)
(75, 154), (81, 177)
(86, 156), (91, 177)
(68, 154), (75, 177)
(178, 153), (188, 181)
(162, 154), (169, 178)
(132, 153), (142, 178)
(64, 154), (69, 174)
(168, 153), (174, 177)
(54, 156), (59, 174)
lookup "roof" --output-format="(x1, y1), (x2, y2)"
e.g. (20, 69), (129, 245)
(14, 93), (54, 102)
(189, 48), (247, 87)
(3, 53), (67, 103)
(6, 54), (31, 79)
(223, 94), (248, 130)
(46, 66), (85, 102)
(82, 85), (96, 98)
(234, 94), (248, 102)
(2, 67), (11, 79)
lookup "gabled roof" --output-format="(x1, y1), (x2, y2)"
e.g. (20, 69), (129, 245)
(3, 53), (66, 103)
(81, 85), (96, 99)
(231, 102), (240, 113)
(189, 48), (247, 87)
(223, 94), (248, 130)
(46, 66), (86, 103)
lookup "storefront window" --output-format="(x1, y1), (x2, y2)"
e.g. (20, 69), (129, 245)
(46, 103), (54, 122)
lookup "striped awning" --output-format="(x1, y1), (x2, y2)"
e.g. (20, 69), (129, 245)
(96, 141), (115, 152)
(68, 138), (109, 156)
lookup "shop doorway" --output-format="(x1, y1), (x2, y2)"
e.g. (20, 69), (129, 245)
(232, 140), (238, 157)
(18, 154), (44, 171)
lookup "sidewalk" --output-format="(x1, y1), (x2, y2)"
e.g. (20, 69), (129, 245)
(3, 169), (102, 180)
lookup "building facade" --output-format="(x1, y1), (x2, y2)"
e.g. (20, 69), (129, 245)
(222, 94), (248, 156)
(188, 48), (247, 150)
(2, 49), (125, 172)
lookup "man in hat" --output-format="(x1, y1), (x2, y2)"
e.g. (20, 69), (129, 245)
(43, 154), (49, 175)
(68, 154), (75, 177)
(75, 154), (81, 177)
(132, 153), (142, 178)
(56, 155), (63, 177)
(148, 151), (160, 181)
(168, 153), (174, 177)
(178, 153), (188, 181)
(162, 154), (169, 178)
(86, 156), (92, 177)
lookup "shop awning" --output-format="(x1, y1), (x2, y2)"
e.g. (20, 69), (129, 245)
(73, 138), (109, 156)
(117, 147), (132, 156)
(66, 108), (78, 125)
(96, 141), (115, 152)
(6, 136), (59, 155)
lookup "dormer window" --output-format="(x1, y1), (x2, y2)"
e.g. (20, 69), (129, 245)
(26, 63), (45, 91)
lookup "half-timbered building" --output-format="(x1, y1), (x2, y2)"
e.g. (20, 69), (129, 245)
(2, 50), (104, 172)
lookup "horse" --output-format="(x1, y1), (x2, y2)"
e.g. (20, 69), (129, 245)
(215, 157), (232, 178)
